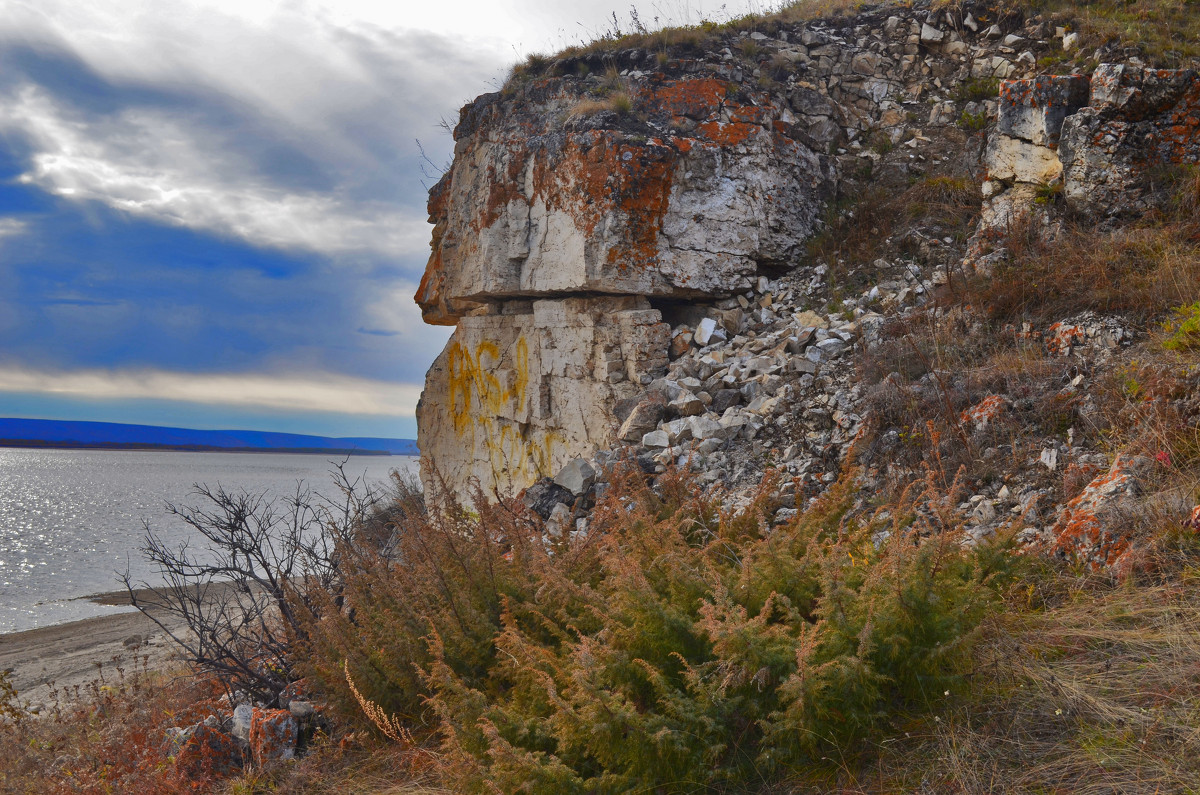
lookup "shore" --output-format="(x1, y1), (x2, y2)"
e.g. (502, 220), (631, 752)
(0, 589), (191, 708)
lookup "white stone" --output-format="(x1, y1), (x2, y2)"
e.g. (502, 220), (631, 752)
(793, 310), (829, 329)
(232, 704), (253, 742)
(669, 390), (705, 417)
(687, 415), (725, 441)
(642, 430), (670, 449)
(694, 317), (719, 346)
(985, 134), (1063, 183)
(546, 502), (572, 538)
(664, 418), (693, 444)
(971, 500), (997, 524)
(553, 458), (596, 496)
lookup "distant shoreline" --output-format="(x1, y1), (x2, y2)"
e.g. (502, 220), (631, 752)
(0, 439), (401, 456)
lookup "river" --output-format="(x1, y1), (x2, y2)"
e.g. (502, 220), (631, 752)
(0, 447), (416, 633)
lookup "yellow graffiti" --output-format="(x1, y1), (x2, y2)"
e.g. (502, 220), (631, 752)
(445, 336), (556, 487)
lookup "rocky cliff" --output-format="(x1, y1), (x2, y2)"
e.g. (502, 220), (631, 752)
(415, 0), (1200, 550)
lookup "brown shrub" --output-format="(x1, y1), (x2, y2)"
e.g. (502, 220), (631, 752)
(0, 661), (229, 793)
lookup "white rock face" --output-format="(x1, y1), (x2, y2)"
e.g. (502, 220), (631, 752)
(417, 297), (668, 501)
(974, 75), (1090, 242)
(975, 66), (1200, 241)
(1060, 64), (1200, 217)
(415, 77), (834, 327)
(413, 73), (839, 499)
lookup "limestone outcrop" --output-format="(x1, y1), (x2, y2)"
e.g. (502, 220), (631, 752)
(1061, 64), (1200, 216)
(418, 297), (668, 496)
(415, 69), (841, 496)
(979, 66), (1200, 238)
(416, 3), (1101, 500)
(415, 77), (836, 326)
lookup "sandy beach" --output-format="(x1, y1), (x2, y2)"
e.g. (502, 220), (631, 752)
(0, 589), (191, 709)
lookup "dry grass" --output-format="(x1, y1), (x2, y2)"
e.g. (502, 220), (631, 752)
(0, 658), (449, 795)
(981, 222), (1200, 324)
(565, 96), (623, 119)
(0, 659), (228, 794)
(980, 166), (1200, 322)
(1034, 0), (1200, 68)
(505, 0), (867, 84)
(226, 743), (448, 795)
(877, 566), (1200, 793)
(809, 172), (981, 292)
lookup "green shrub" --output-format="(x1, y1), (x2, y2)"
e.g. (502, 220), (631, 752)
(959, 109), (988, 132)
(1033, 180), (1063, 205)
(299, 463), (1016, 792)
(954, 76), (999, 103)
(1163, 301), (1200, 351)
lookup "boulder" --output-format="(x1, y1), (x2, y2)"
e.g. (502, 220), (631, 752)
(694, 317), (720, 346)
(523, 478), (575, 518)
(553, 458), (597, 496)
(1051, 455), (1143, 569)
(618, 399), (666, 443)
(249, 708), (298, 765)
(170, 723), (243, 778)
(641, 430), (670, 449)
(231, 703), (253, 743)
(668, 390), (705, 417)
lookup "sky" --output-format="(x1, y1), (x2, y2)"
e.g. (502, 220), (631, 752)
(0, 0), (775, 439)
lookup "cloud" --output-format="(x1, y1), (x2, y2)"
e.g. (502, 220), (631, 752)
(0, 4), (506, 258)
(0, 218), (27, 238)
(1, 74), (430, 257)
(0, 365), (423, 417)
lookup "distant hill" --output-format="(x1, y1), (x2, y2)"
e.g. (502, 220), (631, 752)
(0, 418), (418, 456)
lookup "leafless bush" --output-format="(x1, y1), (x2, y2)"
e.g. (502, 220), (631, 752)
(121, 462), (409, 705)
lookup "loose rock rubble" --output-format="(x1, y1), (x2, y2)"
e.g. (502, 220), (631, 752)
(161, 683), (323, 776)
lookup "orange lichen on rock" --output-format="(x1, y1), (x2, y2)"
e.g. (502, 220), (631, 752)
(1047, 321), (1086, 355)
(694, 120), (761, 148)
(1187, 505), (1200, 532)
(960, 394), (1009, 430)
(1050, 455), (1141, 570)
(643, 77), (728, 121)
(412, 68), (826, 323)
(249, 708), (299, 765)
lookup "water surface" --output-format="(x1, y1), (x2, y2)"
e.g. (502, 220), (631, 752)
(0, 448), (415, 633)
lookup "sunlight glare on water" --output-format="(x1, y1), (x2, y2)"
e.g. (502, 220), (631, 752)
(0, 448), (414, 633)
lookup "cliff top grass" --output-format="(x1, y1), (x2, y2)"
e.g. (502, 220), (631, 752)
(504, 0), (1200, 91)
